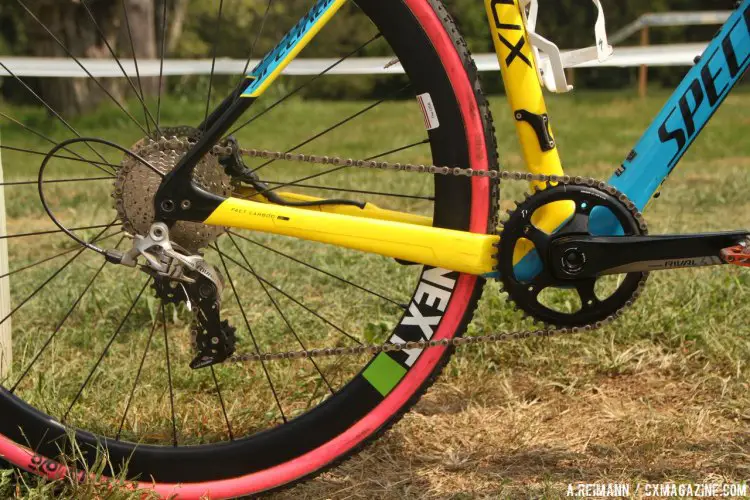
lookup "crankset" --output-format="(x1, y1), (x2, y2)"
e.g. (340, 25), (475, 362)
(497, 183), (749, 327)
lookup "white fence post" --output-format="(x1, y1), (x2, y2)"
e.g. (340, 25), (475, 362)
(0, 131), (10, 378)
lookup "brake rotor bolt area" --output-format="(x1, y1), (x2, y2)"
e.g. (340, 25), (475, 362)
(181, 200), (192, 210)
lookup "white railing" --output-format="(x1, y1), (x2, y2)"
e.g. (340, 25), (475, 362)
(0, 9), (731, 99)
(607, 10), (732, 96)
(609, 11), (731, 46)
(0, 42), (709, 79)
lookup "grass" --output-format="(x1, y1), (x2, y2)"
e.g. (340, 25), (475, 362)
(0, 85), (749, 498)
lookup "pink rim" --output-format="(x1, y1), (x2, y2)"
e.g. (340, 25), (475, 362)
(0, 1), (492, 497)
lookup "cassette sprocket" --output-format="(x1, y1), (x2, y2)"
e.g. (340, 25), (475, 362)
(113, 126), (232, 253)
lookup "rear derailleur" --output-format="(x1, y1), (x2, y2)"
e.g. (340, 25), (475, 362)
(113, 223), (236, 369)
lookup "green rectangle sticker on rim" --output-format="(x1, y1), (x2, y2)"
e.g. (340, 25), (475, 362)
(363, 353), (408, 397)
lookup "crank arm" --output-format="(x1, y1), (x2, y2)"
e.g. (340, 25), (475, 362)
(549, 231), (750, 278)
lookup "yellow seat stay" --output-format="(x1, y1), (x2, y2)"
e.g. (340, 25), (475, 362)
(205, 197), (499, 276)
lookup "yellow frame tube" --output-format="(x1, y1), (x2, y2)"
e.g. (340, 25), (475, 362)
(485, 0), (574, 264)
(205, 197), (499, 276)
(485, 0), (563, 183)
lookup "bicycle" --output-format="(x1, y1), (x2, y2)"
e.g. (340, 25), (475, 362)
(0, 0), (748, 497)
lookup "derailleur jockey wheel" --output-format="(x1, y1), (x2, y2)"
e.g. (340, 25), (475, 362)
(496, 183), (649, 327)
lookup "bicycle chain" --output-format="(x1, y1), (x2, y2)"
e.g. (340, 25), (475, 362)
(146, 137), (649, 364)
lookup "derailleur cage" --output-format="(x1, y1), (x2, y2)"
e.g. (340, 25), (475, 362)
(114, 223), (237, 369)
(186, 273), (237, 369)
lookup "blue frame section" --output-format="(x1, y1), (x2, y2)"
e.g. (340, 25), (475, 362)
(609, 0), (750, 210)
(241, 0), (339, 97)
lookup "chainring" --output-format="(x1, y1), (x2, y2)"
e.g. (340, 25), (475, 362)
(496, 183), (648, 327)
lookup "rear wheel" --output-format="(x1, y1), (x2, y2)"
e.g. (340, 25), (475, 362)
(0, 0), (498, 497)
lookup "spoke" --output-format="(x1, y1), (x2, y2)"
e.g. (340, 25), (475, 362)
(121, 0), (156, 136)
(63, 278), (151, 423)
(1, 177), (112, 187)
(80, 0), (159, 137)
(0, 144), (121, 173)
(363, 139), (432, 162)
(0, 61), (116, 174)
(116, 304), (160, 440)
(0, 223), (117, 241)
(215, 248), (287, 423)
(254, 179), (434, 201)
(250, 85), (410, 176)
(16, 0), (149, 136)
(10, 236), (126, 392)
(0, 111), (118, 178)
(213, 247), (362, 346)
(252, 139), (429, 199)
(156, 0), (168, 131)
(203, 0), (226, 130)
(227, 233), (334, 395)
(227, 231), (406, 309)
(210, 366), (234, 441)
(228, 33), (383, 137)
(0, 221), (117, 329)
(161, 303), (178, 447)
(0, 230), (121, 280)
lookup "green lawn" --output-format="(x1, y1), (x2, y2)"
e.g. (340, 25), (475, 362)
(0, 86), (749, 498)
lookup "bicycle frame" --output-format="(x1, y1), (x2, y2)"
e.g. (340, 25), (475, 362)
(157, 0), (750, 277)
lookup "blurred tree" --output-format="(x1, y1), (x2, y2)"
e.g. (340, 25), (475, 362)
(24, 0), (123, 116)
(123, 0), (158, 96)
(156, 0), (189, 54)
(0, 0), (188, 116)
